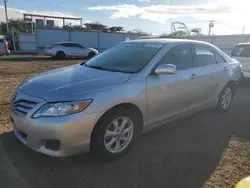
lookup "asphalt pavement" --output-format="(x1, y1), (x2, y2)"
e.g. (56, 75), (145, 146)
(0, 85), (250, 188)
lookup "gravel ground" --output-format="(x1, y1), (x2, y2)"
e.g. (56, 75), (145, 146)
(204, 136), (250, 188)
(1, 55), (250, 188)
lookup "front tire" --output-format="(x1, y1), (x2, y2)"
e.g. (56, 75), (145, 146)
(88, 52), (95, 59)
(91, 107), (138, 160)
(217, 84), (235, 112)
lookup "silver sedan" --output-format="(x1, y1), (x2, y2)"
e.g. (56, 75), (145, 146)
(11, 39), (242, 159)
(44, 42), (98, 59)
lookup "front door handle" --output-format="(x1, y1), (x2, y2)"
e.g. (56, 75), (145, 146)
(223, 67), (229, 71)
(190, 73), (198, 79)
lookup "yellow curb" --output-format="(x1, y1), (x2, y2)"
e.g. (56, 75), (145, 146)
(236, 177), (250, 188)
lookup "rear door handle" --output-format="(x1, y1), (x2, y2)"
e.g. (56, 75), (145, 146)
(223, 67), (229, 71)
(190, 73), (198, 79)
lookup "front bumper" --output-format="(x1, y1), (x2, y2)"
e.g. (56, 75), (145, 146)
(10, 91), (103, 157)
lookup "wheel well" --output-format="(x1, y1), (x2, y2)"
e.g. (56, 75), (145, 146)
(56, 51), (65, 56)
(90, 103), (144, 150)
(227, 80), (236, 85)
(226, 80), (237, 89)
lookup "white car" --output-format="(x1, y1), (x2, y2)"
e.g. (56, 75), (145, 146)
(231, 42), (250, 78)
(44, 42), (98, 59)
(0, 36), (10, 56)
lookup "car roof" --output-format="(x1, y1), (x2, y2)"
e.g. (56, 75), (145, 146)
(56, 41), (79, 44)
(237, 42), (250, 46)
(124, 38), (212, 46)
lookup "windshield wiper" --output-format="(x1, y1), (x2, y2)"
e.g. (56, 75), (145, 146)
(85, 64), (112, 71)
(84, 64), (134, 74)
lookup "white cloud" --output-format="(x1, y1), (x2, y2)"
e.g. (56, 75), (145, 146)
(0, 6), (85, 26)
(138, 0), (151, 2)
(88, 0), (250, 34)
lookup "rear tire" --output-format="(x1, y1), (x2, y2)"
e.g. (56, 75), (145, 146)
(56, 51), (65, 60)
(217, 83), (235, 112)
(91, 107), (139, 160)
(88, 52), (95, 59)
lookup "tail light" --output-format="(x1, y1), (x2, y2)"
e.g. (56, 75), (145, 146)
(4, 42), (8, 49)
(239, 64), (243, 72)
(46, 45), (53, 50)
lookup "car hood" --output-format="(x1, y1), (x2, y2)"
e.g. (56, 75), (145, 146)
(19, 64), (132, 101)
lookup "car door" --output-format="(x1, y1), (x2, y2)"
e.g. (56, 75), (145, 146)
(63, 43), (83, 57)
(190, 43), (228, 106)
(231, 45), (250, 77)
(61, 43), (75, 57)
(146, 44), (200, 126)
(77, 44), (90, 57)
(0, 38), (5, 54)
(72, 43), (88, 57)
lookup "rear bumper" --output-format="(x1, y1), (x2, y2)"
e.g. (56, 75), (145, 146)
(44, 50), (54, 57)
(242, 71), (250, 78)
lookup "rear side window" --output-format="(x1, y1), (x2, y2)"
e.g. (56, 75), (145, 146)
(231, 45), (250, 57)
(60, 43), (70, 47)
(193, 44), (216, 66)
(73, 44), (83, 48)
(61, 43), (83, 48)
(0, 38), (4, 42)
(61, 43), (74, 47)
(158, 44), (194, 70)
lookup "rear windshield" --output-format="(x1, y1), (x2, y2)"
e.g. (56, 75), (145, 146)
(231, 45), (250, 57)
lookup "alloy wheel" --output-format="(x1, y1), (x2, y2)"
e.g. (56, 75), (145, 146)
(221, 87), (233, 109)
(104, 116), (134, 153)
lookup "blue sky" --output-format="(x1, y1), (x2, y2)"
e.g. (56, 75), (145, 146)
(1, 0), (250, 35)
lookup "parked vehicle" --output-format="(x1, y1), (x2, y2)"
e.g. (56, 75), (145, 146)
(11, 39), (241, 159)
(231, 43), (250, 78)
(44, 42), (98, 59)
(0, 35), (10, 56)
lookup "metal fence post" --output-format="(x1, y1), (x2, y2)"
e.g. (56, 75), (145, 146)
(97, 32), (100, 51)
(69, 30), (71, 41)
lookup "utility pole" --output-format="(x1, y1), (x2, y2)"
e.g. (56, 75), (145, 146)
(208, 20), (214, 35)
(4, 0), (9, 34)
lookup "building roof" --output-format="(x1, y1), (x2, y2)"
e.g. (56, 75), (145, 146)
(238, 42), (250, 46)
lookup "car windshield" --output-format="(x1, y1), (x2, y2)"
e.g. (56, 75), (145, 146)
(85, 43), (162, 73)
(231, 45), (250, 57)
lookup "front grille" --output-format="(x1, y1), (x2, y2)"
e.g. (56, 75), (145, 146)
(12, 99), (38, 117)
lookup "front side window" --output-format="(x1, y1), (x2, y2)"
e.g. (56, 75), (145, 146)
(214, 51), (226, 63)
(194, 44), (216, 66)
(158, 44), (194, 70)
(231, 45), (250, 57)
(85, 43), (162, 73)
(72, 43), (83, 48)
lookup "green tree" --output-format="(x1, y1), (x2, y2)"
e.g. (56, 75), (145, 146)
(127, 29), (151, 36)
(84, 22), (108, 32)
(0, 19), (26, 35)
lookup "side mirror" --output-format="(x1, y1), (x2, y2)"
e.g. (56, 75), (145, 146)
(154, 64), (177, 75)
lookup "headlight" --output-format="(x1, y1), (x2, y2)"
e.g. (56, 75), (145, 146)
(32, 100), (92, 118)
